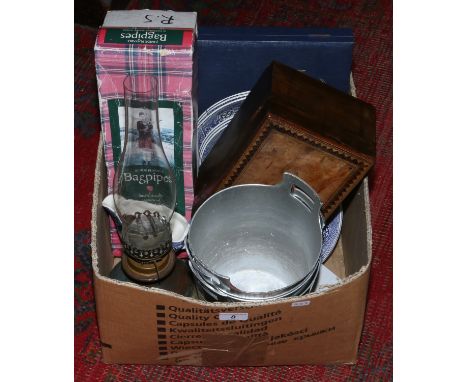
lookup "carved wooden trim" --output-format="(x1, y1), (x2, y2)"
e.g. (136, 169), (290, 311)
(219, 115), (373, 219)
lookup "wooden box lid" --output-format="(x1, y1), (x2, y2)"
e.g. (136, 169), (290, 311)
(194, 62), (375, 220)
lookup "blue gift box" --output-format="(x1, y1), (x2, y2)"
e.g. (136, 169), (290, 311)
(197, 26), (354, 114)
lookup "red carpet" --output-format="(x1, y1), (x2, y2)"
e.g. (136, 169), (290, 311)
(74, 1), (392, 380)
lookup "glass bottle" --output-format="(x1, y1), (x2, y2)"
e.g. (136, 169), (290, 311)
(113, 74), (176, 282)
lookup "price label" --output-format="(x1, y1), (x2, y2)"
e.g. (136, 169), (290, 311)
(291, 300), (310, 307)
(218, 313), (249, 321)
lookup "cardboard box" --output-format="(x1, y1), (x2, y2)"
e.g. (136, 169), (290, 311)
(94, 10), (197, 257)
(91, 139), (372, 365)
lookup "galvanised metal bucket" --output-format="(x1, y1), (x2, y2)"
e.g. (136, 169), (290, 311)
(186, 173), (323, 302)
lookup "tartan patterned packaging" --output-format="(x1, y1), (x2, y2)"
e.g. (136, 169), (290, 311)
(94, 10), (197, 256)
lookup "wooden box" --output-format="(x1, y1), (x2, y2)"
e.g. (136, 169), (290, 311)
(194, 62), (375, 219)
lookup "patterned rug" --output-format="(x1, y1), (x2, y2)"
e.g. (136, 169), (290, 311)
(74, 1), (392, 380)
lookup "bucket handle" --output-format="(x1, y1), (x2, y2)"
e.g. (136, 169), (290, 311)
(280, 172), (324, 228)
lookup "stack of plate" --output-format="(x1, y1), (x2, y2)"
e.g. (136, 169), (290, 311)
(197, 91), (251, 165)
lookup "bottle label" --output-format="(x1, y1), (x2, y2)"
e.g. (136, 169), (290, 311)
(120, 165), (173, 205)
(123, 170), (173, 185)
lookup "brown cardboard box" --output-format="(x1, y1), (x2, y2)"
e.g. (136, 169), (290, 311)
(91, 139), (372, 366)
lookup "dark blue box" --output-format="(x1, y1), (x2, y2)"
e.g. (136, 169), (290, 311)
(197, 26), (354, 114)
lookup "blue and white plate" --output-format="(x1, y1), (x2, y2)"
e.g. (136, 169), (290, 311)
(197, 91), (250, 167)
(319, 209), (343, 263)
(197, 92), (343, 263)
